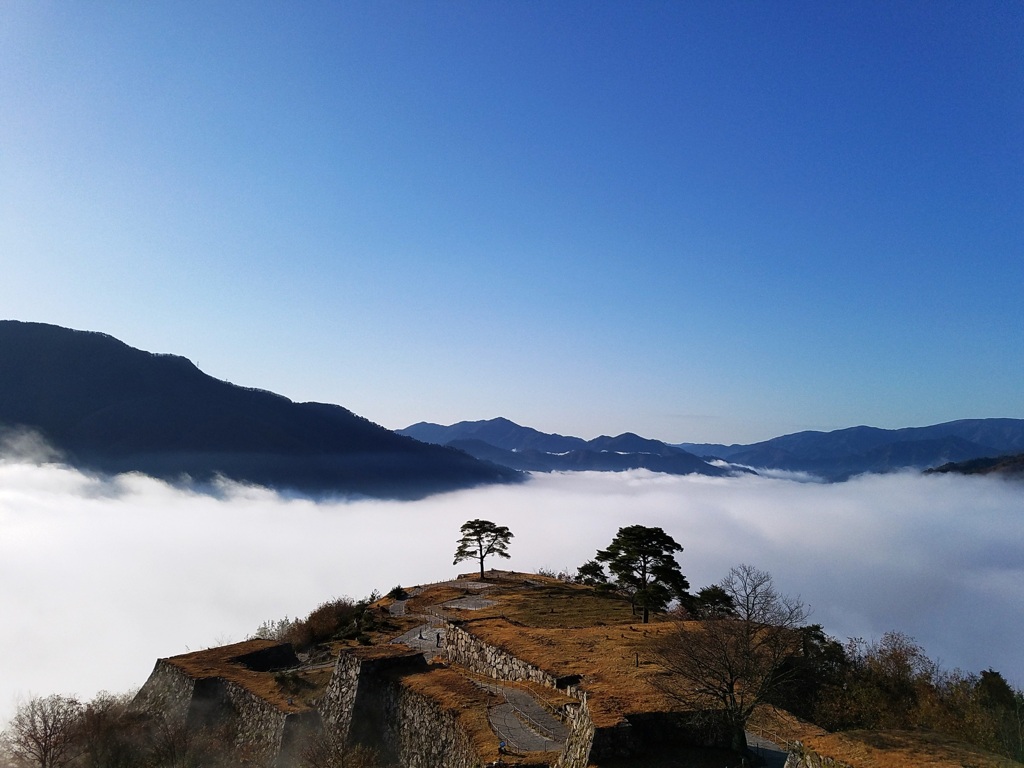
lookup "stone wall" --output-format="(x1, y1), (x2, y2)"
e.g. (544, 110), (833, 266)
(555, 696), (596, 768)
(317, 648), (443, 765)
(131, 660), (199, 724)
(378, 682), (481, 768)
(784, 742), (855, 768)
(444, 622), (596, 766)
(316, 648), (483, 768)
(442, 620), (723, 766)
(220, 680), (292, 766)
(444, 622), (562, 689)
(133, 659), (309, 768)
(135, 622), (724, 768)
(317, 652), (362, 739)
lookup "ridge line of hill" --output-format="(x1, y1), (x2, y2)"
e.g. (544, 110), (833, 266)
(0, 320), (521, 499)
(400, 416), (1024, 481)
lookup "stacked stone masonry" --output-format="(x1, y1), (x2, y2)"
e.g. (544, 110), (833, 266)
(379, 683), (481, 768)
(130, 660), (196, 723)
(554, 697), (596, 768)
(220, 679), (293, 766)
(133, 657), (309, 768)
(134, 617), (727, 767)
(317, 652), (361, 739)
(784, 742), (855, 768)
(444, 622), (562, 688)
(444, 622), (597, 767)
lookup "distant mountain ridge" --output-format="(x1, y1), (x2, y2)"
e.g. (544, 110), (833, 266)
(0, 321), (520, 498)
(400, 419), (733, 477)
(403, 417), (589, 454)
(7, 321), (1019, 492)
(402, 417), (1024, 481)
(678, 419), (1024, 480)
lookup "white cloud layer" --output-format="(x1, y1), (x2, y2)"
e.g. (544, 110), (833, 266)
(1, 460), (1022, 726)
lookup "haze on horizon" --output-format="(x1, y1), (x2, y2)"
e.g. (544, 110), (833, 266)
(1, 2), (1021, 445)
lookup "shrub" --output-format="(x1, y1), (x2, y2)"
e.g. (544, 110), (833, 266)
(286, 598), (360, 651)
(387, 585), (408, 600)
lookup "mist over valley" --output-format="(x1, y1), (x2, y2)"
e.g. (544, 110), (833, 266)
(1, 321), (1022, 740)
(1, 455), (1021, 728)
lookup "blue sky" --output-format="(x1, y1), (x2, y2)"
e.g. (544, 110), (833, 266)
(2, 1), (1021, 443)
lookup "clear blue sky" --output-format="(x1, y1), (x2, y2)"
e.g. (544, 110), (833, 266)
(2, 1), (1021, 444)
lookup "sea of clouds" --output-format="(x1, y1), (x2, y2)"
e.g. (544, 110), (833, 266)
(1, 457), (1022, 726)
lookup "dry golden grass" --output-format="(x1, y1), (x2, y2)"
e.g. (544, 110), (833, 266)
(747, 704), (829, 746)
(170, 575), (1021, 768)
(399, 666), (556, 766)
(166, 639), (314, 713)
(805, 730), (1021, 768)
(458, 667), (577, 714)
(460, 617), (685, 727)
(167, 642), (430, 715)
(748, 706), (1023, 768)
(469, 582), (646, 628)
(405, 585), (475, 614)
(345, 644), (427, 662)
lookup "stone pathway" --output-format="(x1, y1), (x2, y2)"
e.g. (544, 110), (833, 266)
(388, 580), (791, 763)
(388, 578), (564, 754)
(472, 679), (567, 753)
(391, 622), (445, 659)
(746, 731), (788, 768)
(488, 702), (563, 754)
(448, 580), (492, 590)
(443, 596), (497, 610)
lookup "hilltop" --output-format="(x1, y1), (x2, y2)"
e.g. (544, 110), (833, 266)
(119, 571), (1022, 768)
(130, 573), (750, 767)
(0, 321), (520, 499)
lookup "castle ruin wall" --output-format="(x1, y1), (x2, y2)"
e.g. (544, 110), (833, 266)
(131, 659), (198, 724)
(784, 742), (855, 768)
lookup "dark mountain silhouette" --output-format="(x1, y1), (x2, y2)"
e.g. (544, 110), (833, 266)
(586, 432), (682, 455)
(399, 418), (732, 477)
(404, 416), (1024, 482)
(678, 419), (1024, 480)
(0, 321), (520, 499)
(926, 453), (1024, 478)
(402, 417), (588, 454)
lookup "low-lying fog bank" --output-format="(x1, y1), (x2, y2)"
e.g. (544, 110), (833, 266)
(1, 459), (1021, 725)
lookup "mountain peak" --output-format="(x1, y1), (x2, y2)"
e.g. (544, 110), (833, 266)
(0, 322), (520, 499)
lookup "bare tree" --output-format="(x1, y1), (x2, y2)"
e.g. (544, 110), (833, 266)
(2, 694), (82, 768)
(300, 729), (385, 768)
(75, 691), (145, 768)
(651, 565), (808, 757)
